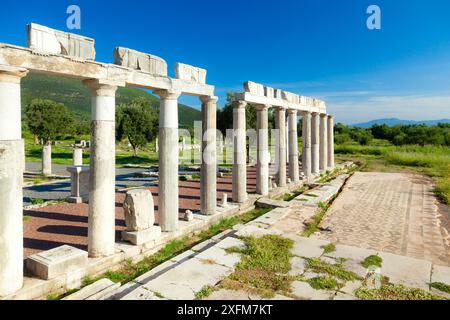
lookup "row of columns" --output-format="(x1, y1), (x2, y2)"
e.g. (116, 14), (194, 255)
(0, 65), (219, 295)
(232, 101), (335, 203)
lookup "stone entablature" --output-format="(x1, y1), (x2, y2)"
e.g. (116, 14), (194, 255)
(236, 80), (327, 113)
(114, 47), (168, 77)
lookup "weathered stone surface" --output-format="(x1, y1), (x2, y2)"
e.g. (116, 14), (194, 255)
(63, 278), (116, 300)
(27, 23), (95, 60)
(291, 281), (335, 300)
(26, 245), (87, 280)
(244, 81), (264, 96)
(122, 226), (161, 246)
(67, 165), (89, 203)
(431, 264), (450, 285)
(289, 257), (306, 276)
(256, 197), (289, 209)
(114, 47), (167, 76)
(183, 210), (194, 222)
(121, 286), (165, 300)
(175, 62), (206, 84)
(123, 189), (155, 232)
(264, 86), (274, 98)
(287, 235), (330, 258)
(282, 91), (298, 103)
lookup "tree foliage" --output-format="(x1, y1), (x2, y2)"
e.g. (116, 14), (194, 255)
(116, 98), (159, 156)
(25, 98), (75, 144)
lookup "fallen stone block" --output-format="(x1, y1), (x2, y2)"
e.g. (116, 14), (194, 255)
(26, 245), (88, 280)
(114, 47), (167, 76)
(122, 226), (162, 246)
(123, 189), (155, 231)
(175, 62), (207, 84)
(27, 23), (95, 60)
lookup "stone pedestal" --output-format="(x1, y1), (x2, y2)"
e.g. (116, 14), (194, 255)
(73, 147), (83, 166)
(42, 143), (52, 176)
(327, 115), (335, 169)
(232, 101), (247, 203)
(288, 109), (299, 182)
(319, 114), (328, 172)
(256, 105), (269, 196)
(84, 79), (118, 258)
(122, 226), (162, 246)
(200, 96), (218, 215)
(302, 112), (312, 179)
(25, 245), (88, 280)
(155, 90), (181, 232)
(311, 112), (320, 174)
(0, 66), (28, 296)
(67, 165), (89, 203)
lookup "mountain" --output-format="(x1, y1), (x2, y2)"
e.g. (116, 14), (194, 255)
(21, 73), (201, 129)
(351, 118), (450, 128)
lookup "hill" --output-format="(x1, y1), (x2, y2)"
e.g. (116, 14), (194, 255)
(21, 73), (201, 129)
(351, 118), (450, 128)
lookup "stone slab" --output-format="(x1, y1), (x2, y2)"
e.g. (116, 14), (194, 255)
(63, 278), (114, 300)
(120, 286), (165, 300)
(114, 47), (167, 76)
(290, 281), (335, 300)
(26, 245), (87, 280)
(431, 264), (450, 285)
(256, 198), (290, 209)
(175, 62), (206, 84)
(194, 246), (241, 269)
(122, 226), (161, 246)
(287, 235), (330, 258)
(235, 225), (282, 238)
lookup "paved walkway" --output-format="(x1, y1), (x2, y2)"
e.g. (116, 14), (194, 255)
(318, 172), (450, 266)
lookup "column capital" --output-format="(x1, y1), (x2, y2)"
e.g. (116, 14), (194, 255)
(301, 110), (311, 117)
(254, 104), (270, 111)
(83, 79), (121, 97)
(287, 108), (297, 115)
(327, 114), (334, 119)
(320, 112), (328, 118)
(200, 95), (218, 104)
(274, 106), (286, 112)
(312, 111), (320, 116)
(233, 100), (247, 109)
(154, 89), (181, 100)
(0, 66), (28, 84)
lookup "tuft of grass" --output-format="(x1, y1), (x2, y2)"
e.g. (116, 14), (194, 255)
(355, 284), (445, 300)
(23, 215), (32, 222)
(430, 282), (450, 294)
(302, 200), (335, 237)
(226, 235), (295, 298)
(307, 276), (339, 290)
(195, 285), (214, 300)
(321, 243), (336, 254)
(361, 255), (383, 269)
(30, 198), (45, 205)
(305, 257), (361, 282)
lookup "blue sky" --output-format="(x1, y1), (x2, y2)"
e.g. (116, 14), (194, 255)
(1, 0), (450, 124)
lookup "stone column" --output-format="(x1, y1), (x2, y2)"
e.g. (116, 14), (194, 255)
(286, 120), (289, 164)
(155, 90), (181, 231)
(42, 143), (52, 176)
(311, 112), (320, 174)
(84, 80), (118, 258)
(200, 96), (218, 215)
(288, 109), (299, 182)
(302, 112), (312, 179)
(327, 115), (335, 169)
(232, 101), (247, 203)
(319, 113), (328, 171)
(73, 147), (83, 166)
(275, 107), (286, 187)
(0, 66), (28, 296)
(256, 104), (270, 196)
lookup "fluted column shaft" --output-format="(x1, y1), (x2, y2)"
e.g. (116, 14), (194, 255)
(232, 101), (247, 203)
(288, 109), (299, 182)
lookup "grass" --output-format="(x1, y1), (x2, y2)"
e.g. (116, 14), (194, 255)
(355, 283), (445, 300)
(336, 143), (450, 204)
(307, 276), (340, 290)
(321, 243), (336, 254)
(305, 257), (361, 282)
(302, 201), (333, 237)
(430, 282), (450, 294)
(30, 198), (45, 205)
(23, 215), (32, 222)
(277, 186), (308, 202)
(224, 234), (295, 298)
(361, 255), (383, 269)
(195, 285), (214, 300)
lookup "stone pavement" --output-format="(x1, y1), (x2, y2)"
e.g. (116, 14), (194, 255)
(75, 171), (449, 301)
(317, 172), (450, 266)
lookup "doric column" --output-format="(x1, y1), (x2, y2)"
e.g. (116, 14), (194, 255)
(232, 101), (247, 203)
(311, 112), (320, 174)
(288, 109), (299, 182)
(256, 104), (270, 196)
(154, 90), (181, 232)
(275, 107), (286, 187)
(84, 79), (118, 258)
(302, 111), (312, 179)
(319, 113), (328, 171)
(0, 66), (28, 296)
(327, 115), (335, 169)
(200, 96), (218, 215)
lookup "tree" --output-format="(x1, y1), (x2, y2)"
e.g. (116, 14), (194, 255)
(217, 92), (258, 134)
(26, 99), (75, 144)
(116, 98), (158, 156)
